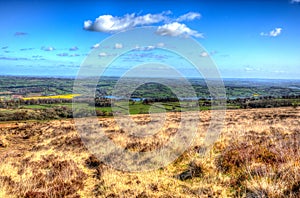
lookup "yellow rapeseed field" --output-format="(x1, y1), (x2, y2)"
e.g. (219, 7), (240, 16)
(23, 94), (80, 100)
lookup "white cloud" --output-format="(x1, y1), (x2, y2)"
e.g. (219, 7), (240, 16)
(134, 45), (156, 51)
(98, 52), (107, 57)
(41, 46), (55, 51)
(84, 20), (93, 29)
(144, 45), (155, 50)
(244, 66), (261, 72)
(84, 12), (170, 33)
(91, 43), (100, 49)
(291, 0), (300, 3)
(270, 28), (282, 37)
(133, 11), (170, 25)
(260, 32), (267, 36)
(69, 46), (79, 51)
(114, 43), (123, 49)
(84, 11), (202, 37)
(156, 22), (203, 38)
(245, 67), (254, 72)
(260, 28), (282, 37)
(134, 45), (140, 50)
(177, 12), (201, 22)
(200, 51), (208, 57)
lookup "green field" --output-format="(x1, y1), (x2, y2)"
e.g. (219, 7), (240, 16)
(18, 101), (212, 115)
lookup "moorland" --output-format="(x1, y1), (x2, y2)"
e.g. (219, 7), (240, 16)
(0, 107), (299, 197)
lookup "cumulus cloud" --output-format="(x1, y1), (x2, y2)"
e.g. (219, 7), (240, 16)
(83, 11), (202, 37)
(134, 45), (156, 51)
(84, 20), (93, 30)
(291, 0), (300, 3)
(244, 66), (261, 72)
(200, 50), (218, 57)
(245, 67), (254, 72)
(270, 28), (282, 37)
(114, 43), (123, 49)
(176, 12), (201, 22)
(69, 46), (79, 51)
(260, 28), (282, 37)
(143, 46), (155, 51)
(98, 52), (108, 57)
(200, 51), (209, 57)
(41, 46), (55, 51)
(91, 43), (100, 49)
(156, 22), (203, 38)
(260, 32), (267, 36)
(14, 32), (28, 36)
(84, 12), (170, 33)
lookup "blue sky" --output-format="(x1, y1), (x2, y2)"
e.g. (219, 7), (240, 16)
(0, 0), (300, 79)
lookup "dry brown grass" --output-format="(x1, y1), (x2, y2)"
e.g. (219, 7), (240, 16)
(0, 107), (299, 197)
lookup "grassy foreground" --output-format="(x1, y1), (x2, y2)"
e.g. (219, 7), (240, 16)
(0, 107), (299, 197)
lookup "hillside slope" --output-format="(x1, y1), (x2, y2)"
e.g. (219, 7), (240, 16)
(0, 107), (299, 197)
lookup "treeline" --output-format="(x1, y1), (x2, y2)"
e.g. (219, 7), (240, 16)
(142, 98), (179, 104)
(0, 98), (73, 108)
(0, 106), (113, 121)
(94, 97), (180, 107)
(228, 95), (300, 109)
(0, 106), (73, 121)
